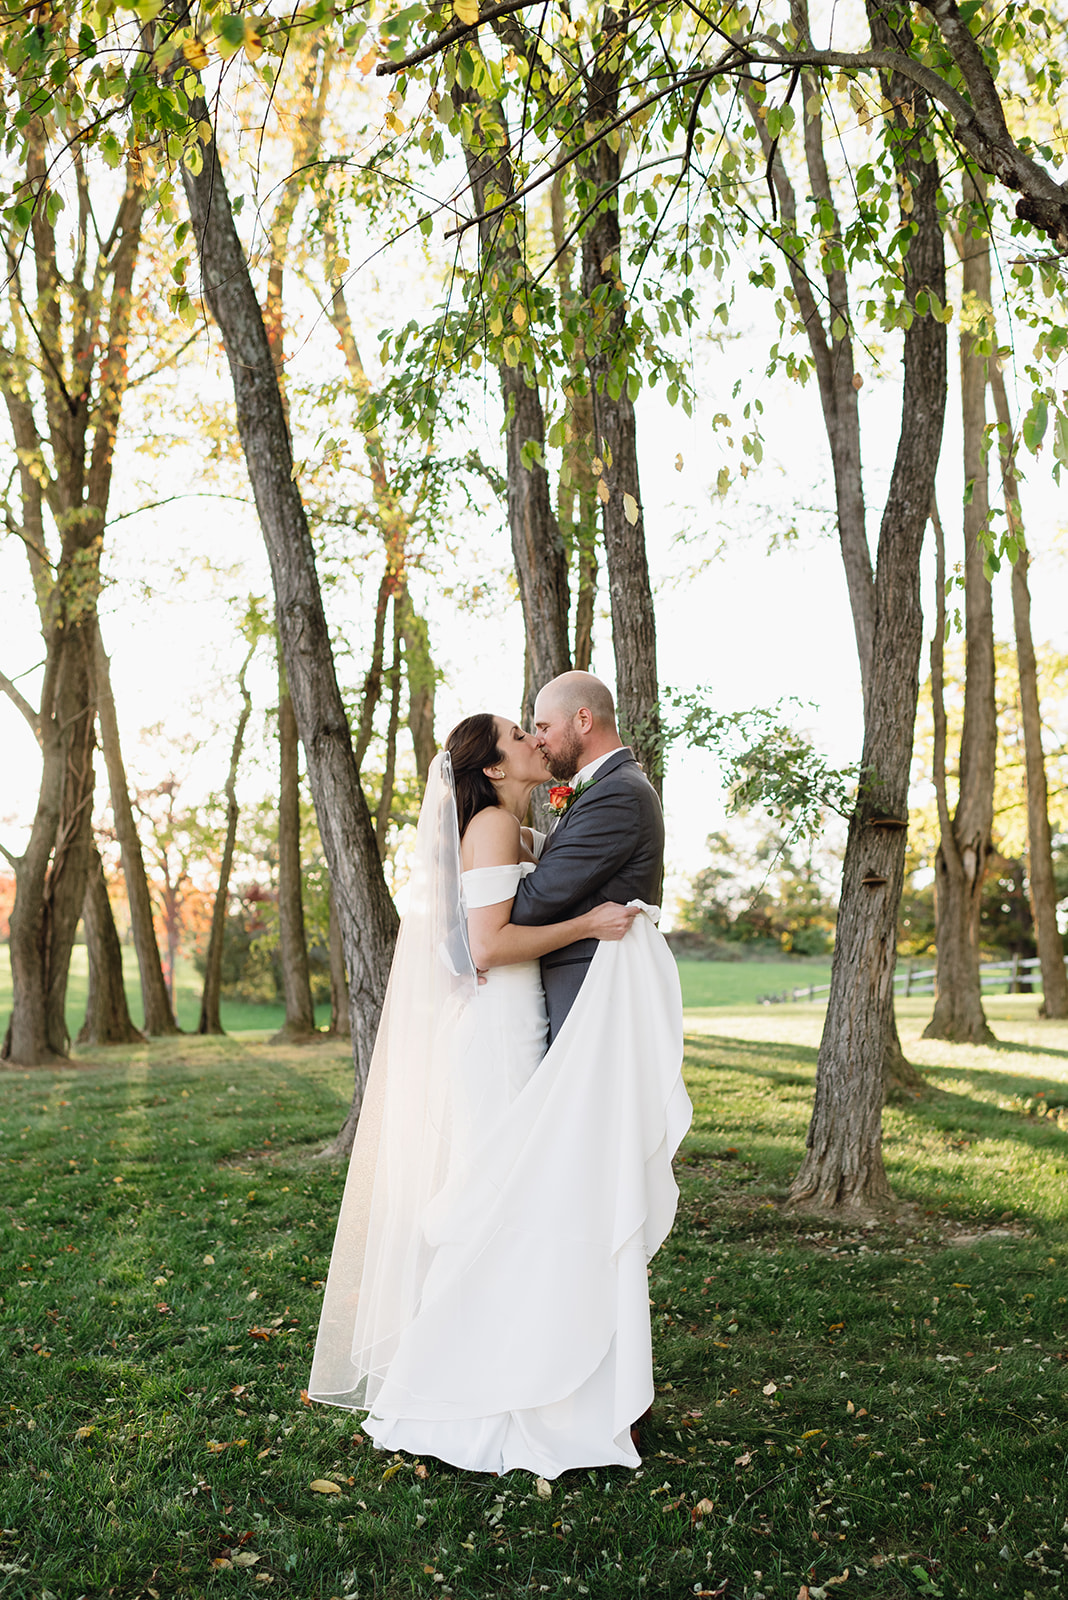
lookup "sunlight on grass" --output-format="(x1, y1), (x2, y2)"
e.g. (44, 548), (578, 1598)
(1, 991), (1066, 1598)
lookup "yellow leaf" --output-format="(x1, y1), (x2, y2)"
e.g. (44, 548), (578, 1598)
(182, 37), (209, 70)
(800, 1429), (823, 1440)
(622, 492), (639, 525)
(846, 1399), (855, 1414)
(453, 0), (479, 23)
(203, 1254), (215, 1265)
(233, 1552), (260, 1567)
(74, 1425), (95, 1439)
(310, 1479), (343, 1494)
(243, 20), (263, 60)
(596, 478), (610, 504)
(512, 302), (527, 329)
(211, 1558), (233, 1570)
(674, 452), (684, 472)
(535, 1476), (552, 1499)
(591, 457), (603, 476)
(357, 48), (378, 74)
(206, 1440), (230, 1453)
(154, 1276), (167, 1286)
(381, 1461), (406, 1481)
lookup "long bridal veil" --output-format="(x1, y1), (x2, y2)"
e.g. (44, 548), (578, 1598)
(309, 751), (476, 1408)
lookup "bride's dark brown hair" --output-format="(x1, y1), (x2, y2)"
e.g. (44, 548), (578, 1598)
(446, 714), (504, 838)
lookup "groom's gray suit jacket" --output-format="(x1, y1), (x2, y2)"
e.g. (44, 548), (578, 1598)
(510, 746), (664, 1042)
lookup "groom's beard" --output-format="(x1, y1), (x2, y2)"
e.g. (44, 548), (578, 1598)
(544, 728), (584, 782)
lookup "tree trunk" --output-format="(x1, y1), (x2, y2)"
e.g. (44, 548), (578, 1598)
(988, 367), (1068, 1018)
(43, 624), (98, 1059)
(93, 623), (179, 1035)
(746, 13), (922, 1098)
(328, 886), (351, 1039)
(272, 661), (317, 1041)
(376, 608), (403, 857)
(458, 89), (573, 729)
(789, 15), (947, 1210)
(398, 588), (437, 783)
(924, 173), (996, 1045)
(178, 108), (398, 1151)
(198, 643), (254, 1036)
(579, 7), (661, 790)
(78, 845), (144, 1047)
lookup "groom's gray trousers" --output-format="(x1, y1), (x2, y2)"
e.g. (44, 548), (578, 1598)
(509, 747), (665, 1043)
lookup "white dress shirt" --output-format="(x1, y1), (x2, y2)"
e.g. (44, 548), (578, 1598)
(571, 747), (623, 788)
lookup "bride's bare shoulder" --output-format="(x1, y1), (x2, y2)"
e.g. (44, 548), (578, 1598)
(461, 806), (521, 869)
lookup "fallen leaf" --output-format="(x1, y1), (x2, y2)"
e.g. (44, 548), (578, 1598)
(233, 1552), (260, 1567)
(206, 1440), (230, 1453)
(382, 1461), (406, 1481)
(212, 1558), (233, 1570)
(415, 1463), (428, 1479)
(846, 1399), (855, 1414)
(203, 1254), (215, 1265)
(735, 1450), (753, 1468)
(536, 1476), (552, 1499)
(801, 1429), (824, 1440)
(763, 1381), (778, 1396)
(299, 1389), (312, 1407)
(691, 1497), (715, 1522)
(310, 1479), (342, 1494)
(230, 1384), (247, 1398)
(74, 1425), (95, 1440)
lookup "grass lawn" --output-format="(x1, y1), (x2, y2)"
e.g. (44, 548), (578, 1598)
(2, 984), (1067, 1598)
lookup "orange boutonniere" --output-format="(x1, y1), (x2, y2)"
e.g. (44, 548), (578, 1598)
(547, 777), (596, 816)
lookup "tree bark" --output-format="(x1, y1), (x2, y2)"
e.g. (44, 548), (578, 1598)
(579, 7), (661, 790)
(989, 365), (1068, 1018)
(398, 590), (437, 783)
(198, 643), (255, 1036)
(77, 844), (144, 1047)
(178, 110), (398, 1150)
(272, 661), (317, 1041)
(327, 886), (351, 1039)
(93, 623), (179, 1034)
(789, 10), (947, 1210)
(924, 172), (996, 1044)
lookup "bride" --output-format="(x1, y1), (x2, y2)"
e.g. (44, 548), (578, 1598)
(308, 711), (691, 1478)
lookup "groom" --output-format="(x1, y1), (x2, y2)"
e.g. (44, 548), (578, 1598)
(510, 671), (664, 1041)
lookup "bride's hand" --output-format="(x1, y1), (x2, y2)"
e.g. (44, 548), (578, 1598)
(586, 902), (642, 941)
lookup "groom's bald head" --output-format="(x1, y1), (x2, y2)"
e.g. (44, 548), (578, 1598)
(532, 672), (621, 780)
(536, 671), (617, 730)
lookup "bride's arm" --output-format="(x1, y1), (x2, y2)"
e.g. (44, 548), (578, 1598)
(464, 808), (637, 969)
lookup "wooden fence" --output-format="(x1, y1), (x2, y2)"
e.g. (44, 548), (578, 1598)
(758, 954), (1061, 1006)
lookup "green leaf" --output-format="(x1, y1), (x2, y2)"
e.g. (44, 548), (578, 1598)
(1022, 397), (1048, 453)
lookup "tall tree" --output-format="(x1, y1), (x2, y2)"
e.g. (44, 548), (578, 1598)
(176, 93), (398, 1152)
(924, 173), (997, 1045)
(742, 3), (924, 1098)
(456, 79), (573, 729)
(0, 144), (143, 1064)
(789, 3), (948, 1209)
(93, 623), (179, 1035)
(989, 366), (1068, 1019)
(578, 5), (661, 789)
(198, 638), (256, 1036)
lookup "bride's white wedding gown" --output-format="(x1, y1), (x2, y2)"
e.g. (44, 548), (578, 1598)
(309, 851), (692, 1479)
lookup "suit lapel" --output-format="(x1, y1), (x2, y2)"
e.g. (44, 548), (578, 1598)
(542, 747), (635, 850)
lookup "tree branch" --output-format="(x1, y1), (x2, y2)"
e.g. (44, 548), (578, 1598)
(0, 666), (39, 734)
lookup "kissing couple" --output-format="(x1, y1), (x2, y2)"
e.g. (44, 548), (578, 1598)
(309, 671), (692, 1478)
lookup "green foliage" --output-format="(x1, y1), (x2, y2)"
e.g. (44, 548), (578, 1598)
(676, 823), (839, 957)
